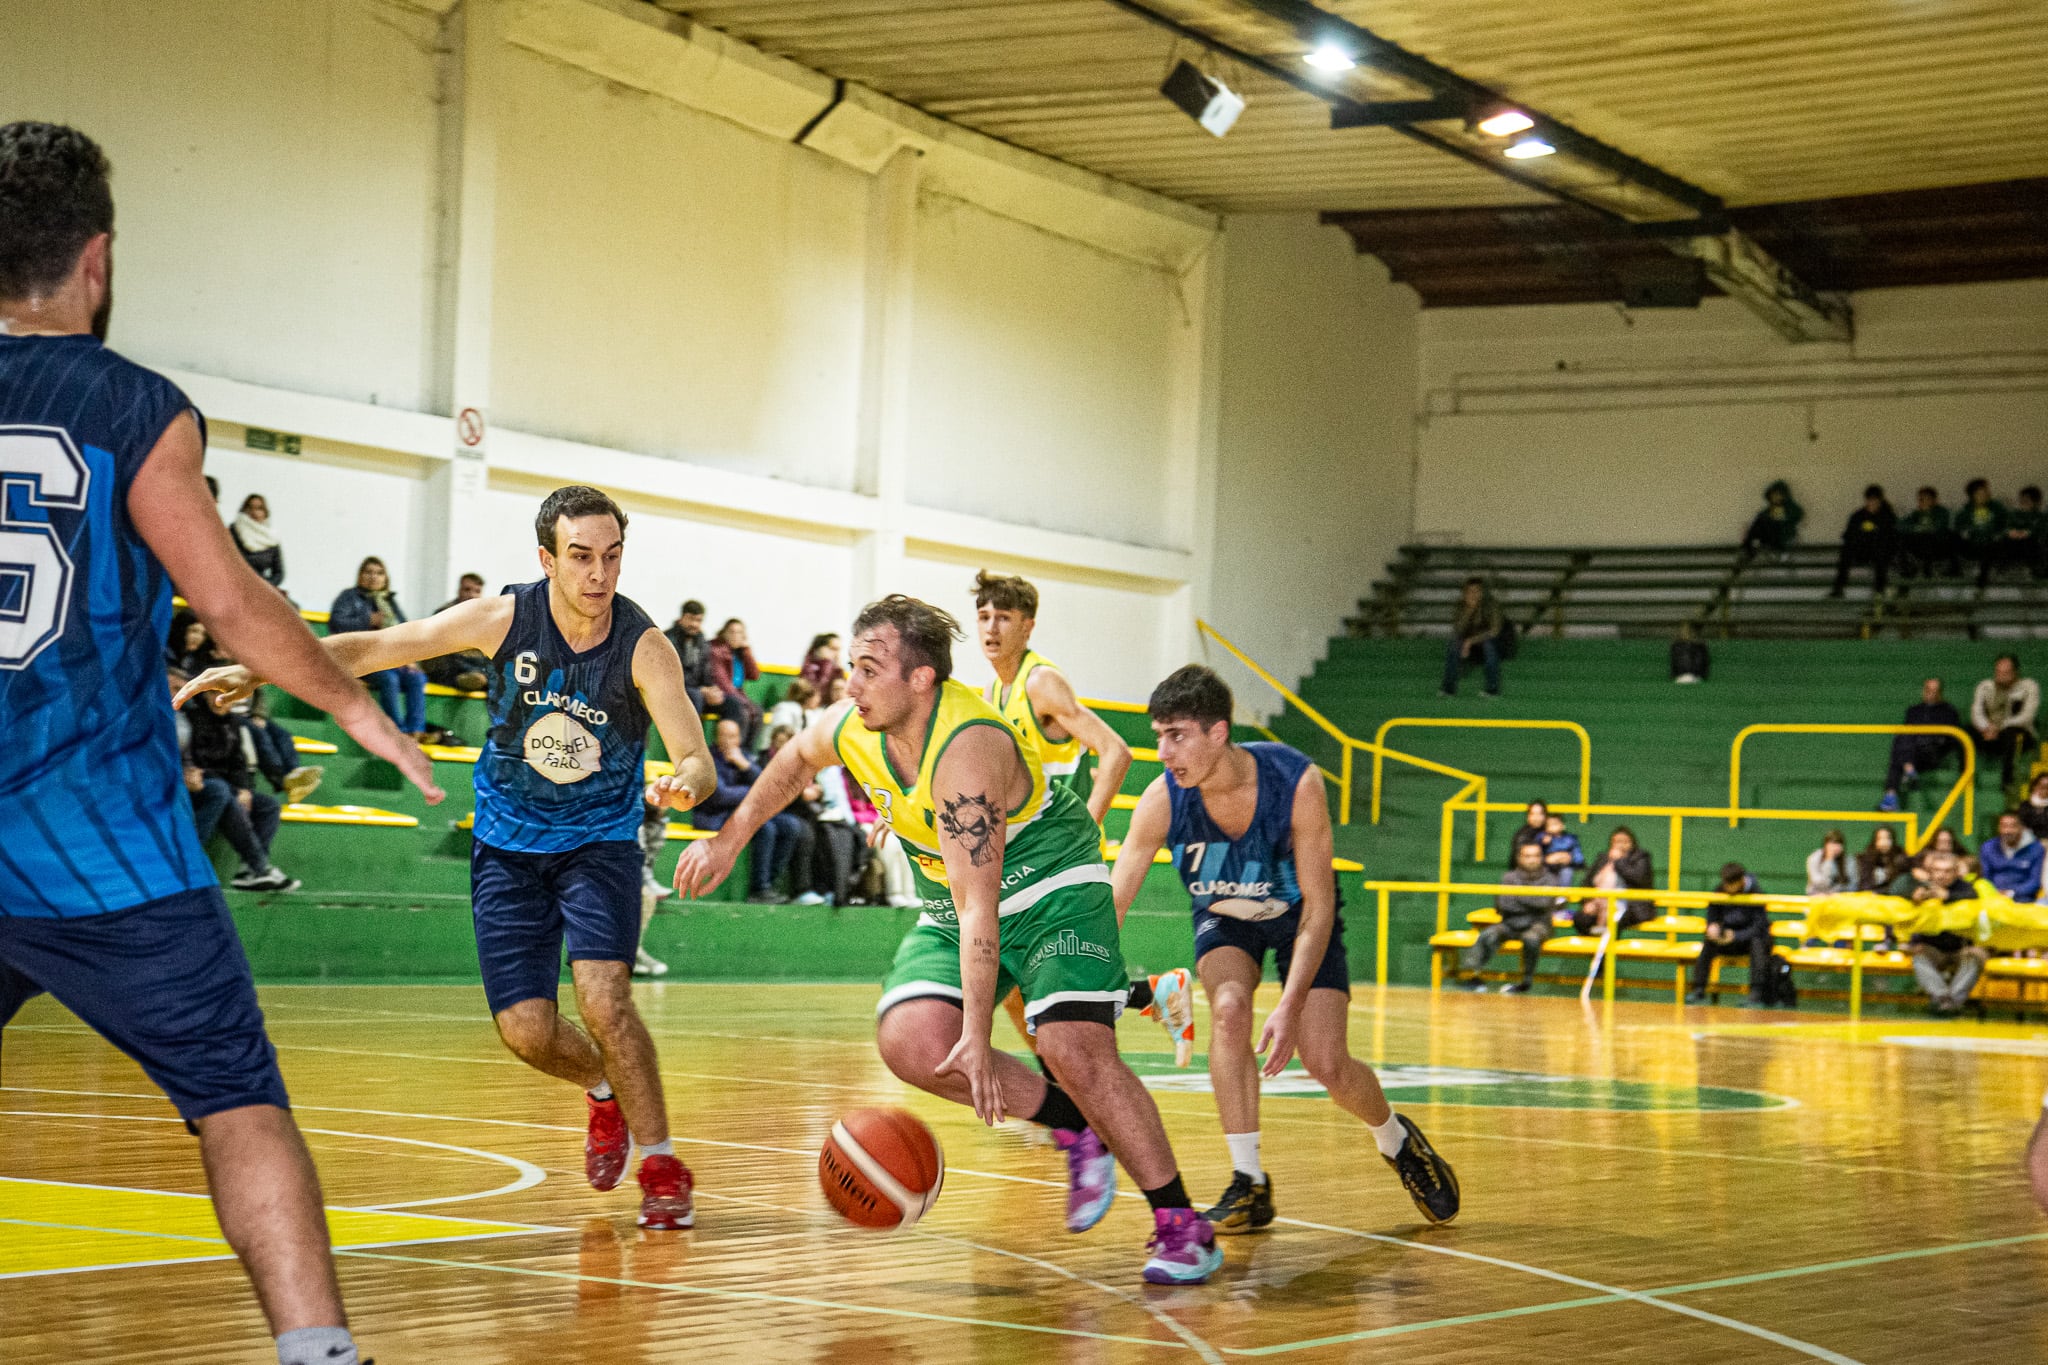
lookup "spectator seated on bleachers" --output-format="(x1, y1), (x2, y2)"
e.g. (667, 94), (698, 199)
(1440, 576), (1503, 699)
(1459, 841), (1565, 994)
(1538, 812), (1585, 885)
(230, 492), (286, 590)
(1879, 676), (1963, 812)
(1685, 863), (1776, 1006)
(1507, 800), (1550, 861)
(329, 555), (426, 738)
(1972, 654), (2039, 798)
(1896, 486), (1956, 580)
(1957, 479), (2007, 587)
(1828, 484), (1896, 598)
(174, 667), (300, 893)
(1576, 825), (1653, 934)
(2002, 486), (2047, 581)
(666, 599), (716, 717)
(1856, 825), (1911, 892)
(707, 617), (764, 748)
(811, 762), (868, 908)
(758, 677), (814, 754)
(1806, 830), (1854, 897)
(169, 612), (220, 676)
(1669, 622), (1710, 684)
(1740, 479), (1803, 558)
(1893, 851), (1985, 1016)
(692, 718), (803, 903)
(424, 572), (492, 692)
(2019, 775), (2048, 843)
(1980, 812), (2043, 904)
(797, 632), (844, 693)
(216, 650), (321, 805)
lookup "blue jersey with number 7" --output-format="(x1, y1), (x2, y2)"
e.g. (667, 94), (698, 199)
(0, 333), (215, 918)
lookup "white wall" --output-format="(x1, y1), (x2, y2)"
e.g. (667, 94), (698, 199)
(2, 0), (448, 410)
(1207, 215), (1421, 698)
(1415, 280), (2048, 546)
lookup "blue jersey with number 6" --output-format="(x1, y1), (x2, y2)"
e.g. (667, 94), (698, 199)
(0, 333), (216, 918)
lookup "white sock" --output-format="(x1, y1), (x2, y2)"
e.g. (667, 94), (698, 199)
(1367, 1112), (1407, 1159)
(588, 1081), (613, 1102)
(277, 1327), (356, 1365)
(639, 1138), (674, 1159)
(1225, 1131), (1263, 1181)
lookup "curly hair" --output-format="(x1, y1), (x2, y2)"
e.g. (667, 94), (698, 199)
(0, 122), (113, 300)
(972, 570), (1038, 618)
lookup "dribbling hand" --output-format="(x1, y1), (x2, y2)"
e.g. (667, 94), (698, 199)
(935, 1032), (1006, 1126)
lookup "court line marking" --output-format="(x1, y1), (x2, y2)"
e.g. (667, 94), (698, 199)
(10, 1083), (2016, 1361)
(332, 1249), (1188, 1350)
(0, 1111), (546, 1210)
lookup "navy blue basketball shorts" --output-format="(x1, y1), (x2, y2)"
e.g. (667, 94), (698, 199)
(0, 887), (290, 1127)
(471, 838), (643, 1015)
(1193, 906), (1351, 993)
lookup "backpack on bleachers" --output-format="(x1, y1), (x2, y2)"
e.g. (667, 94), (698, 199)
(1763, 956), (1798, 1009)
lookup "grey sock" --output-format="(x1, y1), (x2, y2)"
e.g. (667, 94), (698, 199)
(277, 1326), (357, 1365)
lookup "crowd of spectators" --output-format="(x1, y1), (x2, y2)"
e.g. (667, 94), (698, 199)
(1740, 478), (2045, 593)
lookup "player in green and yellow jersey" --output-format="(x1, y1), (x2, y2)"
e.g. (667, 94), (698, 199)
(973, 570), (1194, 1066)
(676, 596), (1220, 1284)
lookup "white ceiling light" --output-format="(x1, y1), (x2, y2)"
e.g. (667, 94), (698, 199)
(1303, 43), (1357, 72)
(1502, 138), (1556, 159)
(1475, 109), (1535, 137)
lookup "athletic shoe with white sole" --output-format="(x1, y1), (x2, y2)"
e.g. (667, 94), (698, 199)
(230, 867), (300, 893)
(636, 1153), (695, 1230)
(282, 765), (324, 805)
(1142, 1208), (1222, 1284)
(1385, 1114), (1461, 1224)
(633, 947), (669, 977)
(1143, 968), (1195, 1068)
(1054, 1127), (1117, 1232)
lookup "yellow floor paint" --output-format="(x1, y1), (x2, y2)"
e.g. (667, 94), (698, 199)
(0, 1177), (559, 1278)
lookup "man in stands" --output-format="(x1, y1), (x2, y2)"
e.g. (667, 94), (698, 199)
(424, 571), (492, 692)
(1957, 479), (2007, 587)
(1440, 577), (1502, 698)
(1828, 484), (1896, 598)
(1895, 486), (1954, 580)
(1741, 480), (1803, 557)
(1684, 863), (1776, 1007)
(1972, 655), (2039, 798)
(1879, 677), (1963, 813)
(1894, 850), (1983, 1016)
(2003, 486), (2046, 581)
(1460, 840), (1564, 994)
(1979, 811), (2042, 903)
(665, 599), (718, 718)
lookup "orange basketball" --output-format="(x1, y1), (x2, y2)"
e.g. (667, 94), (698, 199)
(819, 1107), (944, 1229)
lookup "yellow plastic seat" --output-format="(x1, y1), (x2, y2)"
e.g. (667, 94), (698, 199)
(280, 804), (418, 828)
(291, 736), (338, 755)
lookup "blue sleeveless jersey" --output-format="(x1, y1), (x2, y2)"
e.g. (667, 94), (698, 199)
(0, 334), (215, 918)
(472, 580), (654, 853)
(1166, 742), (1336, 922)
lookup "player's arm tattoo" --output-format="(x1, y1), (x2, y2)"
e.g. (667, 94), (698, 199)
(939, 792), (1002, 866)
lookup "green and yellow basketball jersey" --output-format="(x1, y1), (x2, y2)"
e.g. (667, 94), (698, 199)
(834, 679), (1103, 918)
(986, 650), (1092, 798)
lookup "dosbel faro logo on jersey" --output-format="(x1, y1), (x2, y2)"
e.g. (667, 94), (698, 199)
(515, 651), (607, 785)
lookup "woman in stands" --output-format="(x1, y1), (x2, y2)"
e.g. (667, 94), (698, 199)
(706, 617), (763, 748)
(1912, 827), (1972, 874)
(2018, 775), (2048, 843)
(329, 556), (427, 739)
(1806, 831), (1855, 897)
(797, 632), (844, 692)
(1508, 801), (1549, 863)
(231, 492), (285, 590)
(1855, 826), (1911, 892)
(1577, 826), (1655, 934)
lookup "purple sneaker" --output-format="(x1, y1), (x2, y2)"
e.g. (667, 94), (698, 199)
(1142, 1208), (1222, 1284)
(1053, 1127), (1117, 1232)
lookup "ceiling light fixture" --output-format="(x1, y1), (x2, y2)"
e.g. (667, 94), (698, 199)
(1475, 109), (1534, 137)
(1502, 138), (1556, 159)
(1303, 43), (1356, 72)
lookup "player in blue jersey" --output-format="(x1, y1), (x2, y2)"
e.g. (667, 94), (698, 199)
(1110, 665), (1460, 1233)
(184, 485), (716, 1230)
(0, 122), (444, 1365)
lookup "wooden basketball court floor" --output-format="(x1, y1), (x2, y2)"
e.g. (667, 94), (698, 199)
(5, 982), (2047, 1363)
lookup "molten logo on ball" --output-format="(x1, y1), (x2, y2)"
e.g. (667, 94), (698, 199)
(819, 1108), (944, 1229)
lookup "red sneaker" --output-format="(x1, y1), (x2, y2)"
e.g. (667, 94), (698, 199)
(586, 1094), (629, 1192)
(637, 1153), (695, 1230)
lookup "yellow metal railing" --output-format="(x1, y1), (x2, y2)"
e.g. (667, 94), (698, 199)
(1728, 724), (1974, 853)
(1437, 792), (1919, 896)
(1195, 620), (1486, 829)
(1371, 719), (1592, 854)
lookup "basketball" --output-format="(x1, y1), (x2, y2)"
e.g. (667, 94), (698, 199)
(819, 1108), (944, 1229)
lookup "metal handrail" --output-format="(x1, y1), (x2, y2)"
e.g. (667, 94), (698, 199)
(1438, 792), (1920, 894)
(1728, 724), (1974, 851)
(1372, 717), (1592, 831)
(1195, 619), (1484, 827)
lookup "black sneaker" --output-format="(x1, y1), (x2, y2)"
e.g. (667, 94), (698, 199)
(1203, 1170), (1274, 1234)
(231, 867), (301, 893)
(1384, 1115), (1460, 1225)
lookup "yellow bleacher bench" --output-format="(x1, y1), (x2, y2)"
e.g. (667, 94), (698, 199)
(280, 804), (417, 828)
(291, 736), (338, 755)
(423, 683), (486, 700)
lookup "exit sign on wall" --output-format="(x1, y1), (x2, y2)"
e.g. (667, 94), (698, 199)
(245, 427), (302, 455)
